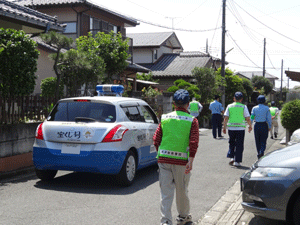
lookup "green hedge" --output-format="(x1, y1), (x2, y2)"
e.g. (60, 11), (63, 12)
(281, 99), (300, 133)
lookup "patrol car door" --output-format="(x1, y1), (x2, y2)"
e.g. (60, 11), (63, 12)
(137, 105), (158, 164)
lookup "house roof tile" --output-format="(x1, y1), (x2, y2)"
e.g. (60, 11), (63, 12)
(144, 52), (212, 77)
(1, 0), (65, 31)
(14, 0), (138, 26)
(236, 71), (278, 80)
(127, 32), (183, 49)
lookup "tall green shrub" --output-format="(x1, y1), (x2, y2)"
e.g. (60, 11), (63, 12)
(281, 99), (300, 133)
(41, 77), (63, 97)
(0, 28), (39, 98)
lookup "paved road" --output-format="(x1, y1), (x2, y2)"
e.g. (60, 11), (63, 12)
(0, 123), (284, 225)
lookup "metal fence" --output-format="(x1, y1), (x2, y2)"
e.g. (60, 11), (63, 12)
(0, 92), (173, 124)
(0, 96), (58, 124)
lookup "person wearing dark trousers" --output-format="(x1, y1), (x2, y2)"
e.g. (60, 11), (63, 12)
(223, 92), (252, 167)
(209, 95), (224, 139)
(251, 95), (272, 159)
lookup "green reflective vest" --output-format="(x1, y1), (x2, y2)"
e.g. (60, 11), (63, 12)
(157, 111), (193, 160)
(270, 107), (278, 118)
(189, 101), (199, 113)
(227, 102), (246, 127)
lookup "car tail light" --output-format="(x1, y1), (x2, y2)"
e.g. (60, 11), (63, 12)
(35, 123), (44, 140)
(102, 125), (128, 142)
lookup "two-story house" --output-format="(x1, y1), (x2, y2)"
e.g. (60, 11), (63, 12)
(1, 0), (67, 94)
(1, 0), (65, 34)
(128, 32), (223, 91)
(127, 32), (183, 65)
(14, 0), (150, 94)
(127, 32), (223, 91)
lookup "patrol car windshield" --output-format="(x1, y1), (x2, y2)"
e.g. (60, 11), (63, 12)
(47, 101), (116, 122)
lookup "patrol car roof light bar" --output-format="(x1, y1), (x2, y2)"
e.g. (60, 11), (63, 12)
(96, 85), (124, 97)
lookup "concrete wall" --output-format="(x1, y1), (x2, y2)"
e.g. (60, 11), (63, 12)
(0, 123), (39, 172)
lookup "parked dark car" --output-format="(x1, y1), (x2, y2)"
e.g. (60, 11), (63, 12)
(241, 142), (300, 225)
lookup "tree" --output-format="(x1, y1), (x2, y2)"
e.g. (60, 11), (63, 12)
(192, 67), (218, 104)
(136, 72), (159, 82)
(251, 76), (273, 96)
(0, 28), (39, 98)
(216, 68), (246, 105)
(241, 78), (254, 103)
(167, 79), (200, 100)
(76, 31), (129, 83)
(40, 31), (73, 98)
(281, 99), (300, 133)
(58, 49), (105, 96)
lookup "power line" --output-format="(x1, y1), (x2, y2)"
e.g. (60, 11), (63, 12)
(137, 18), (221, 32)
(240, 0), (300, 30)
(209, 5), (222, 55)
(265, 49), (278, 70)
(227, 0), (261, 45)
(244, 26), (300, 55)
(175, 0), (211, 26)
(227, 32), (262, 69)
(232, 0), (300, 45)
(124, 0), (167, 17)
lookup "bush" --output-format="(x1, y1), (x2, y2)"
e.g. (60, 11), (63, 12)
(281, 99), (300, 133)
(41, 77), (63, 97)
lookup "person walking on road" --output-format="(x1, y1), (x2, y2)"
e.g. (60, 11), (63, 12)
(209, 95), (224, 139)
(251, 95), (272, 159)
(269, 101), (279, 139)
(153, 89), (199, 225)
(188, 97), (203, 126)
(223, 92), (252, 167)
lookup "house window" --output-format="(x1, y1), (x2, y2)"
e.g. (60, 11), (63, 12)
(63, 22), (77, 33)
(90, 17), (102, 36)
(90, 17), (117, 35)
(154, 50), (158, 60)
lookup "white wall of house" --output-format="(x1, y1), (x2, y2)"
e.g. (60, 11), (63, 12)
(132, 48), (154, 64)
(34, 48), (56, 95)
(132, 46), (173, 64)
(158, 46), (173, 58)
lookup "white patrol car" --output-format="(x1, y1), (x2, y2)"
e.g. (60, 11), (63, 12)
(33, 85), (159, 186)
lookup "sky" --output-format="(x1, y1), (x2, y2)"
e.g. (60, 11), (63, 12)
(91, 0), (300, 89)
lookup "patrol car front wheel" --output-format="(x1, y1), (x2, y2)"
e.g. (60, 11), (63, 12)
(117, 150), (137, 186)
(35, 168), (57, 181)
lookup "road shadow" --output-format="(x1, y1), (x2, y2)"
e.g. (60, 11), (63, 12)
(33, 164), (159, 195)
(248, 215), (287, 225)
(231, 165), (250, 171)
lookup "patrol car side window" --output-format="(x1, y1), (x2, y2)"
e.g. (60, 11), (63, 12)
(139, 105), (158, 124)
(121, 106), (145, 122)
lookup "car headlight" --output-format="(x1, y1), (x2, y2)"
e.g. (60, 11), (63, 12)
(251, 167), (295, 178)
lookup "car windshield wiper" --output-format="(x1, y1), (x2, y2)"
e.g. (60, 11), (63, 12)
(75, 117), (96, 123)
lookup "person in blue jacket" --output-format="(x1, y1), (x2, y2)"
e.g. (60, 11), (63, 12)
(251, 95), (272, 159)
(209, 95), (224, 139)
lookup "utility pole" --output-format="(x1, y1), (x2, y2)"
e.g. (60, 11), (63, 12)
(263, 38), (266, 77)
(221, 0), (226, 108)
(165, 17), (180, 31)
(280, 59), (283, 101)
(288, 68), (290, 90)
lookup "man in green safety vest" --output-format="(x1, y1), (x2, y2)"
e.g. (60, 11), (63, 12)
(223, 92), (252, 167)
(269, 101), (279, 139)
(153, 89), (199, 225)
(188, 97), (203, 125)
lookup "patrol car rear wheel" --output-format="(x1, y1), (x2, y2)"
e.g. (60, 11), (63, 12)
(35, 168), (57, 181)
(117, 150), (137, 186)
